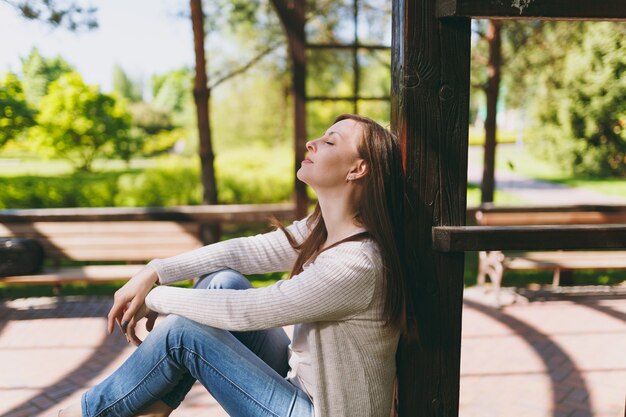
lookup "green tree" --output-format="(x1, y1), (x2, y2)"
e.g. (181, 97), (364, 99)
(32, 72), (132, 171)
(527, 22), (626, 176)
(112, 65), (143, 102)
(21, 48), (74, 104)
(470, 20), (545, 202)
(0, 72), (35, 147)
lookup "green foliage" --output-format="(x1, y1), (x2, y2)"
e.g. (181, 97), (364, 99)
(115, 157), (203, 207)
(112, 65), (143, 102)
(212, 74), (291, 149)
(129, 102), (173, 135)
(216, 147), (294, 203)
(0, 172), (120, 209)
(6, 0), (97, 31)
(528, 22), (626, 176)
(151, 68), (193, 114)
(0, 148), (294, 209)
(116, 150), (294, 207)
(21, 47), (74, 104)
(142, 129), (186, 156)
(127, 102), (183, 156)
(0, 72), (35, 147)
(32, 72), (132, 171)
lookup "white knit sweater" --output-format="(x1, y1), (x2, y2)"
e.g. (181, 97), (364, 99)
(145, 217), (399, 417)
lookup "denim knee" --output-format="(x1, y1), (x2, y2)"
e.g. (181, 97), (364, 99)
(196, 268), (252, 290)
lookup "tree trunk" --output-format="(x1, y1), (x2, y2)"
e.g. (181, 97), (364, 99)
(481, 20), (502, 204)
(190, 0), (220, 243)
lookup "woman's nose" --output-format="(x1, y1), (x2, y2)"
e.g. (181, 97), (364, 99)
(306, 140), (316, 152)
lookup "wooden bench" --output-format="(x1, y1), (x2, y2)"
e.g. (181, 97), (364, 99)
(0, 204), (294, 288)
(474, 205), (626, 305)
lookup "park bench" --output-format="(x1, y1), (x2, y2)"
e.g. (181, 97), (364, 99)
(473, 204), (626, 304)
(0, 204), (294, 289)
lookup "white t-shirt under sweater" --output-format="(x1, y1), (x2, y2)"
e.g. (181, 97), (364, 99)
(145, 217), (400, 417)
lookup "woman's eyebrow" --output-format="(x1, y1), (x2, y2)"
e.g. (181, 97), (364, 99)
(326, 131), (343, 139)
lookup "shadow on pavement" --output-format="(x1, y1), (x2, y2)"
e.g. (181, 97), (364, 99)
(0, 297), (128, 416)
(463, 299), (594, 417)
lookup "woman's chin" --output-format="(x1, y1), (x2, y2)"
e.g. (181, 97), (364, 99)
(296, 171), (309, 184)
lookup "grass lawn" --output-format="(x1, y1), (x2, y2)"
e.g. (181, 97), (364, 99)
(468, 127), (520, 146)
(466, 182), (528, 207)
(496, 146), (626, 199)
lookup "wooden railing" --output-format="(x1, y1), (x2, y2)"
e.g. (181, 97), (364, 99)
(0, 203), (295, 223)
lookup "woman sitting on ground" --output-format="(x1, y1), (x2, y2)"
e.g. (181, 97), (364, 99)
(58, 113), (410, 417)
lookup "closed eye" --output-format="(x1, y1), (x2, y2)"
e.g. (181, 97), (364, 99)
(325, 141), (334, 145)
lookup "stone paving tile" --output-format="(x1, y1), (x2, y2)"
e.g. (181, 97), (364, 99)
(0, 293), (625, 417)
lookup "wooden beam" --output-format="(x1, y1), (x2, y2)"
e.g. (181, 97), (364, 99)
(476, 211), (626, 226)
(392, 0), (470, 414)
(437, 0), (626, 21)
(476, 203), (626, 213)
(0, 204), (295, 223)
(432, 225), (626, 252)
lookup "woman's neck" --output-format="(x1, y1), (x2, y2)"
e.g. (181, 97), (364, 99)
(317, 191), (363, 247)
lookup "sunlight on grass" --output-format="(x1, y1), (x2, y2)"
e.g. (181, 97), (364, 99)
(496, 145), (626, 199)
(468, 127), (520, 146)
(0, 157), (159, 177)
(466, 183), (528, 207)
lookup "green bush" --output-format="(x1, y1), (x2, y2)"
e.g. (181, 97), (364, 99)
(0, 172), (120, 209)
(216, 147), (294, 204)
(0, 147), (296, 209)
(115, 157), (202, 207)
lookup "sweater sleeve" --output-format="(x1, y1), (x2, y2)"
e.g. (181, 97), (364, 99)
(147, 217), (310, 285)
(145, 242), (379, 331)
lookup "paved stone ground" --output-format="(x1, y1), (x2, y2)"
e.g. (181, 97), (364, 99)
(1, 291), (624, 417)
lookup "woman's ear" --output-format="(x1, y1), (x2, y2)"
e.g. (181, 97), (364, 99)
(347, 159), (368, 181)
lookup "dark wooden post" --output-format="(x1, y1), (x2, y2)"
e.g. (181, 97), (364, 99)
(272, 0), (308, 219)
(391, 0), (470, 415)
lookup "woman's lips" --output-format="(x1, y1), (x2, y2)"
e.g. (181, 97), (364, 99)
(302, 157), (313, 164)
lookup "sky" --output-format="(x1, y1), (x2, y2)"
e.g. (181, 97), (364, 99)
(0, 0), (195, 92)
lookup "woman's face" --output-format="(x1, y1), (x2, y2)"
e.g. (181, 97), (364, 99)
(297, 119), (365, 190)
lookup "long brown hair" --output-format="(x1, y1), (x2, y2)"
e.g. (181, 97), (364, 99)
(273, 114), (408, 331)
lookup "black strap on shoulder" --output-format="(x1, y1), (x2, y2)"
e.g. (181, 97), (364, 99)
(304, 231), (370, 267)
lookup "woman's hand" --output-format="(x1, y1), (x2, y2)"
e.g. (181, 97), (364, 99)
(107, 265), (159, 335)
(125, 303), (159, 346)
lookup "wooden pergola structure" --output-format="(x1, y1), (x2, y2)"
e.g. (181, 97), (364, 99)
(274, 1), (626, 416)
(393, 1), (626, 416)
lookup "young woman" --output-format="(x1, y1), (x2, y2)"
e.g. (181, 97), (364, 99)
(59, 114), (409, 417)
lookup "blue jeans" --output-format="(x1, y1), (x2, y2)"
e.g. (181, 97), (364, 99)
(82, 269), (314, 417)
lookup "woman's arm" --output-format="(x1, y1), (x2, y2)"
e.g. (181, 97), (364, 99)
(145, 242), (381, 330)
(148, 217), (309, 285)
(108, 217), (309, 338)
